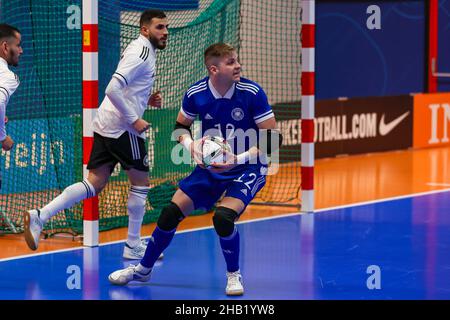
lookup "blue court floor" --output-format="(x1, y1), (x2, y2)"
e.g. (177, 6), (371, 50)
(1, 190), (450, 300)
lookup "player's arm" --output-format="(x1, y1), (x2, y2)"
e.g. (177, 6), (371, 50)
(238, 116), (282, 163)
(211, 87), (282, 172)
(105, 77), (139, 124)
(106, 76), (150, 134)
(173, 89), (208, 166)
(237, 87), (282, 163)
(173, 112), (206, 167)
(0, 74), (18, 151)
(0, 91), (13, 151)
(174, 112), (193, 143)
(107, 48), (149, 133)
(148, 90), (162, 108)
(209, 117), (282, 174)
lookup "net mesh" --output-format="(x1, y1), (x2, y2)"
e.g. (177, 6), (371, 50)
(0, 0), (301, 235)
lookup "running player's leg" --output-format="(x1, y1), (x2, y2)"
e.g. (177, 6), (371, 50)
(24, 133), (115, 250)
(39, 165), (109, 224)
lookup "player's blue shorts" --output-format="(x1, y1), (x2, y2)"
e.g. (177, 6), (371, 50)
(178, 164), (267, 213)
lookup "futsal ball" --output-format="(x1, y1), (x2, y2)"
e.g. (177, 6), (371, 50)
(202, 136), (231, 167)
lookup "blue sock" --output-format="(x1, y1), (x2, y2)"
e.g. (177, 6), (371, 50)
(219, 227), (240, 272)
(140, 226), (176, 268)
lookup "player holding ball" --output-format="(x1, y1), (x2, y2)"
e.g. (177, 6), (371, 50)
(108, 42), (282, 296)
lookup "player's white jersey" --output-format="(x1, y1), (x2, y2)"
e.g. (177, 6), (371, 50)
(93, 35), (156, 138)
(0, 57), (20, 141)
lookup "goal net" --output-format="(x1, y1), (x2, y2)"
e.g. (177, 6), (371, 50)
(0, 0), (302, 235)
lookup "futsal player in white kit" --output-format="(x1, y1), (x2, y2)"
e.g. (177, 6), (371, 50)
(23, 10), (168, 261)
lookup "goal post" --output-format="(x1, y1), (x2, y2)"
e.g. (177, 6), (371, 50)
(82, 0), (99, 246)
(0, 0), (314, 239)
(301, 0), (315, 213)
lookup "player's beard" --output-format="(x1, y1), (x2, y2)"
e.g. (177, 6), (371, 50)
(7, 49), (19, 67)
(148, 34), (167, 50)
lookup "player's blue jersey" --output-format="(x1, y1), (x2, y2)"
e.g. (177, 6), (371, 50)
(181, 76), (274, 179)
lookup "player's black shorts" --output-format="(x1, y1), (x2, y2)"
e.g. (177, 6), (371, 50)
(87, 132), (149, 172)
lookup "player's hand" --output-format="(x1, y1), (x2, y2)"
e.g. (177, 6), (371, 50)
(208, 150), (238, 173)
(148, 91), (162, 108)
(1, 136), (14, 151)
(132, 118), (150, 134)
(190, 136), (208, 169)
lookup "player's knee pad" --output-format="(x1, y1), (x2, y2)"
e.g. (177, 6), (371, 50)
(213, 207), (238, 238)
(157, 202), (185, 231)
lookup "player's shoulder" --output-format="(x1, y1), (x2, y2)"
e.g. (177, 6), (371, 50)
(122, 38), (152, 62)
(185, 77), (208, 98)
(0, 62), (14, 77)
(236, 77), (263, 96)
(0, 66), (20, 87)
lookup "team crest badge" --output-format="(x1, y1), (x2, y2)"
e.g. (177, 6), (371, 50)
(231, 108), (244, 121)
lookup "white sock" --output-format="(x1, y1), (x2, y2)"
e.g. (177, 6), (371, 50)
(40, 180), (96, 225)
(126, 185), (149, 247)
(136, 263), (152, 274)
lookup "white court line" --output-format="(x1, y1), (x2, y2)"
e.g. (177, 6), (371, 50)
(313, 187), (450, 213)
(2, 187), (450, 263)
(0, 246), (87, 262)
(427, 182), (450, 187)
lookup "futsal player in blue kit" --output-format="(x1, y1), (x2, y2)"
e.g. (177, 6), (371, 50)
(108, 43), (282, 296)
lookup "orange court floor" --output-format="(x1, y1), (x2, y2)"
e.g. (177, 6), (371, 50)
(1, 146), (449, 259)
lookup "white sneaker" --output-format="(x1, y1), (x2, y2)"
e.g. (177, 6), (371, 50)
(108, 264), (152, 285)
(226, 270), (244, 296)
(23, 209), (43, 251)
(123, 239), (164, 260)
